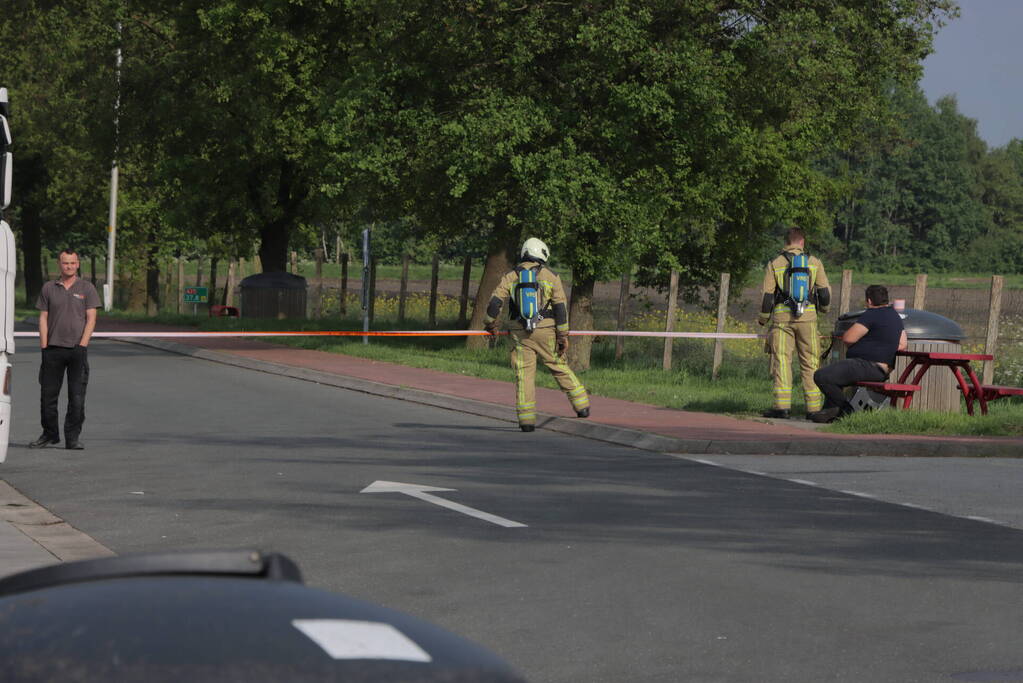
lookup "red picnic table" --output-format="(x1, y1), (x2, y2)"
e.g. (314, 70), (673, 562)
(856, 349), (1004, 415)
(895, 350), (993, 415)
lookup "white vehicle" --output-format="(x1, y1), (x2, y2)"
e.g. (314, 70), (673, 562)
(0, 219), (12, 463)
(0, 86), (14, 463)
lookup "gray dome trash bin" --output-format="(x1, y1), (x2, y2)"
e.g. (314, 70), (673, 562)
(0, 550), (526, 682)
(240, 272), (308, 319)
(832, 307), (966, 413)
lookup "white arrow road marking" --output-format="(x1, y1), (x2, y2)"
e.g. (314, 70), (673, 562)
(360, 480), (527, 528)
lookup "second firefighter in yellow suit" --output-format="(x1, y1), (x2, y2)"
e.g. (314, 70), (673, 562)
(484, 238), (591, 432)
(758, 228), (831, 419)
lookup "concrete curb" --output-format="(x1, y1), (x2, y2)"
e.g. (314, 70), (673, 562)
(121, 337), (1023, 458)
(0, 481), (115, 564)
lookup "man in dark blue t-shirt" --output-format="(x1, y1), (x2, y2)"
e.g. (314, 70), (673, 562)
(810, 285), (908, 423)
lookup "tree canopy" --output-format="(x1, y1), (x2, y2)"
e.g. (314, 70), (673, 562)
(9, 0), (1021, 351)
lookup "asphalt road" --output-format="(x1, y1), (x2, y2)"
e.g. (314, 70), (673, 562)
(3, 341), (1023, 683)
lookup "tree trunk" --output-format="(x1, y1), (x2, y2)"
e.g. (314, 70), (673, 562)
(340, 253), (348, 316)
(20, 209), (44, 306)
(209, 257), (219, 303)
(566, 270), (595, 371)
(258, 220), (290, 273)
(398, 252), (410, 323)
(428, 254), (439, 327)
(122, 256), (147, 313)
(615, 269), (631, 361)
(146, 245), (161, 317)
(314, 249), (324, 317)
(177, 258), (184, 314)
(224, 261), (237, 307)
(465, 219), (519, 349)
(254, 159), (306, 273)
(457, 253), (471, 327)
(368, 257), (377, 323)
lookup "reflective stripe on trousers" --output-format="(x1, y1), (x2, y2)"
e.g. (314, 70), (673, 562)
(768, 321), (823, 412)
(511, 326), (589, 426)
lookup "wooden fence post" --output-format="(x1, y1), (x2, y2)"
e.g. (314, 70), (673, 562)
(615, 269), (630, 361)
(223, 260), (236, 307)
(209, 257), (219, 306)
(428, 254), (440, 327)
(457, 254), (471, 327)
(839, 269), (853, 314)
(662, 269), (679, 371)
(913, 273), (927, 310)
(158, 259), (167, 313)
(368, 257), (377, 323)
(712, 272), (731, 380)
(290, 251), (298, 275)
(176, 258), (184, 314)
(339, 252), (348, 316)
(983, 275), (1004, 385)
(398, 253), (410, 323)
(313, 248), (324, 317)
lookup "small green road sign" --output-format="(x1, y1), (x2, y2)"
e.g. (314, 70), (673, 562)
(183, 287), (209, 303)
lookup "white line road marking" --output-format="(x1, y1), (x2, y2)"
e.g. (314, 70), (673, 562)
(360, 481), (527, 528)
(293, 619), (432, 662)
(677, 456), (1022, 531)
(839, 490), (877, 499)
(966, 515), (1001, 525)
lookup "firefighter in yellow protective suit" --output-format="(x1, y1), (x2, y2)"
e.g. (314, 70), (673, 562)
(758, 228), (831, 419)
(483, 238), (590, 432)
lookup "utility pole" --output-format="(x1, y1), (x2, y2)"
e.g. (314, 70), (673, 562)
(361, 228), (371, 344)
(104, 23), (122, 311)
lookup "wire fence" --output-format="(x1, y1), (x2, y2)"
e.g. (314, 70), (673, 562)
(65, 256), (1023, 386)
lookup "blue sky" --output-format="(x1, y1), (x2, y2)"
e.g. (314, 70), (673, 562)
(920, 0), (1023, 149)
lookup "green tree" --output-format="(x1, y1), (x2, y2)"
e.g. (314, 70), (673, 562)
(340, 1), (954, 365)
(972, 140), (1023, 272)
(126, 0), (359, 273)
(826, 87), (992, 272)
(1, 0), (120, 303)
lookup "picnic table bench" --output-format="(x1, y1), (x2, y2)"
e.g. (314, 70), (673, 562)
(851, 350), (1022, 416)
(853, 381), (922, 408)
(960, 384), (1023, 415)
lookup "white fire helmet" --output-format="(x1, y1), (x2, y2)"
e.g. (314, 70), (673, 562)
(520, 237), (550, 263)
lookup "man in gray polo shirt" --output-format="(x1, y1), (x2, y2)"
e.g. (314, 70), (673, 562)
(30, 249), (101, 450)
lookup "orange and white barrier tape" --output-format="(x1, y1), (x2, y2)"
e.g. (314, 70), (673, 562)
(14, 329), (764, 339)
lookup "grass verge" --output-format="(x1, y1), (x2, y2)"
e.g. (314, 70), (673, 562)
(822, 403), (1023, 437)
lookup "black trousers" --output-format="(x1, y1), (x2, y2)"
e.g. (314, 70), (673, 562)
(813, 358), (887, 412)
(39, 345), (90, 443)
